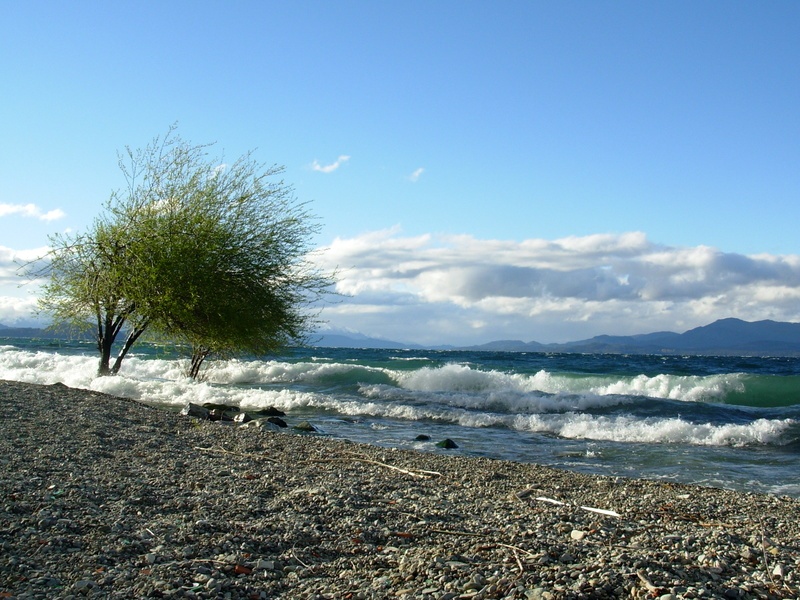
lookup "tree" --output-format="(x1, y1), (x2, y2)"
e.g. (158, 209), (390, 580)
(36, 127), (333, 376)
(35, 219), (151, 376)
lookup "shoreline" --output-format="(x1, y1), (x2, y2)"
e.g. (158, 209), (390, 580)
(1, 380), (799, 599)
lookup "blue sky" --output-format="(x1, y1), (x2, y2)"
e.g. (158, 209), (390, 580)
(2, 1), (799, 345)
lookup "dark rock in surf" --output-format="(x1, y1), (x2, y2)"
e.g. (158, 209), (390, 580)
(254, 406), (286, 417)
(180, 403), (210, 419)
(294, 421), (319, 433)
(233, 412), (252, 424)
(267, 416), (288, 428)
(415, 434), (431, 441)
(202, 402), (240, 413)
(239, 419), (281, 431)
(435, 438), (459, 449)
(208, 408), (235, 422)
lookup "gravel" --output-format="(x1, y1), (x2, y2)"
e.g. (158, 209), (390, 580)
(1, 379), (799, 599)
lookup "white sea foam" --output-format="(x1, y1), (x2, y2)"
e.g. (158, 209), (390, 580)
(0, 347), (793, 448)
(0, 348), (319, 411)
(345, 399), (796, 447)
(390, 363), (745, 404)
(396, 363), (551, 393)
(0, 348), (100, 388)
(511, 413), (796, 447)
(590, 372), (746, 402)
(199, 357), (389, 386)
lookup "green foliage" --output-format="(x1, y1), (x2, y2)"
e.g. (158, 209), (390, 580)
(35, 126), (334, 376)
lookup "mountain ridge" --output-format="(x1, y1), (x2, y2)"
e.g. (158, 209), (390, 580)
(463, 318), (800, 356)
(4, 318), (800, 356)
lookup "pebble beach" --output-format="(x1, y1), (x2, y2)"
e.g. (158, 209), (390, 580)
(1, 380), (799, 600)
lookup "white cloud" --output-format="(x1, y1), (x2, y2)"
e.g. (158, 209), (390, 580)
(311, 155), (350, 174)
(0, 245), (47, 325)
(0, 295), (42, 326)
(4, 230), (799, 345)
(0, 246), (50, 285)
(315, 230), (800, 344)
(210, 163), (228, 178)
(0, 203), (66, 222)
(408, 167), (424, 182)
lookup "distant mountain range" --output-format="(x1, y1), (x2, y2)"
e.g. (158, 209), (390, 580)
(314, 318), (800, 356)
(0, 324), (90, 340)
(5, 318), (800, 356)
(307, 331), (413, 350)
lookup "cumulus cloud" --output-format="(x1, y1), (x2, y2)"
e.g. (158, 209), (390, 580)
(311, 155), (350, 174)
(0, 203), (65, 222)
(0, 245), (49, 325)
(0, 246), (50, 285)
(315, 230), (800, 344)
(408, 167), (424, 182)
(0, 295), (42, 326)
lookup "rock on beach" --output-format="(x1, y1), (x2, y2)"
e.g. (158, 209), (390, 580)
(1, 379), (799, 599)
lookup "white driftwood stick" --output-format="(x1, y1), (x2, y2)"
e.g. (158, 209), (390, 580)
(581, 505), (621, 518)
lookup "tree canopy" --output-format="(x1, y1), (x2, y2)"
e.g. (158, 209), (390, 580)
(36, 127), (334, 376)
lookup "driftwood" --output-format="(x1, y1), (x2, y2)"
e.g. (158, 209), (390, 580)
(305, 452), (442, 479)
(534, 495), (621, 518)
(193, 445), (440, 479)
(636, 570), (659, 593)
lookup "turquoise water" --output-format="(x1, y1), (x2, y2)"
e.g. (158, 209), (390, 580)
(2, 338), (799, 497)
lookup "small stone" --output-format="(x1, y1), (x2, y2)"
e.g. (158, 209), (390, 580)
(463, 581), (482, 591)
(446, 554), (469, 563)
(570, 529), (586, 541)
(72, 580), (97, 594)
(255, 559), (282, 571)
(741, 548), (757, 562)
(514, 488), (535, 500)
(206, 577), (220, 589)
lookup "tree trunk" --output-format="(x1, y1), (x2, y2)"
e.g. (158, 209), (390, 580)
(110, 322), (149, 375)
(188, 346), (213, 379)
(98, 338), (113, 376)
(97, 314), (114, 376)
(96, 307), (134, 376)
